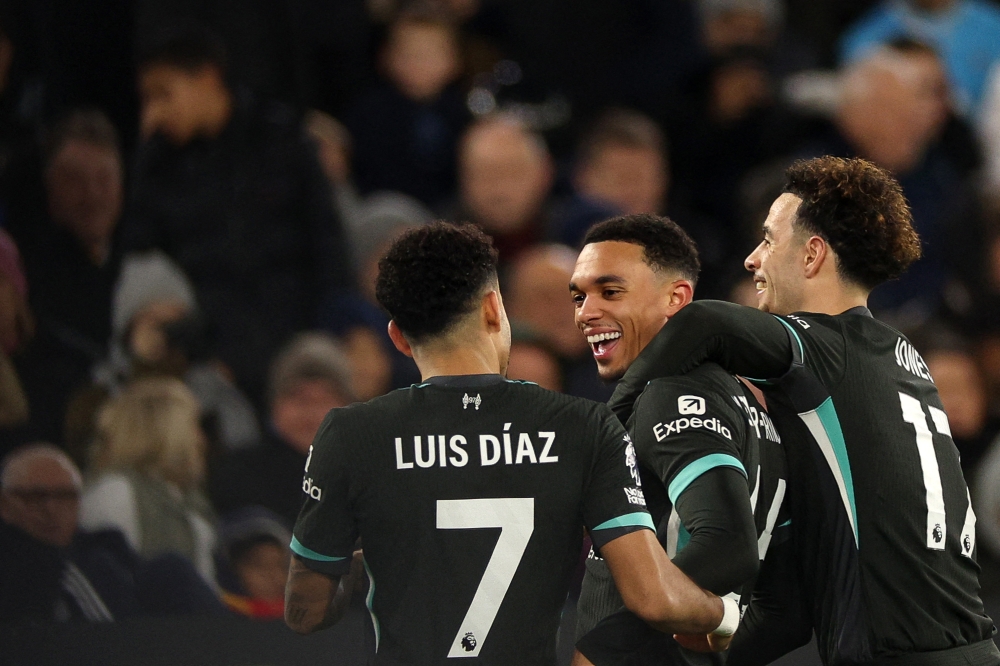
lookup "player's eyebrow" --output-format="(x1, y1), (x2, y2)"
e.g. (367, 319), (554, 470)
(568, 275), (627, 292)
(762, 223), (773, 239)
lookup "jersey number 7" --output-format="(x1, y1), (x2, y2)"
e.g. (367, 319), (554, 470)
(436, 498), (535, 658)
(898, 392), (976, 556)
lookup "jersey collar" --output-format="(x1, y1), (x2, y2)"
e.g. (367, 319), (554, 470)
(843, 306), (873, 318)
(420, 374), (507, 387)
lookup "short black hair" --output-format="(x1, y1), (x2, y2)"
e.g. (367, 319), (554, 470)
(376, 222), (499, 341)
(582, 214), (700, 284)
(137, 23), (227, 74)
(784, 156), (921, 290)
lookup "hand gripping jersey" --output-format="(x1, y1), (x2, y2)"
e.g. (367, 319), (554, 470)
(610, 301), (998, 666)
(576, 363), (788, 666)
(291, 374), (654, 666)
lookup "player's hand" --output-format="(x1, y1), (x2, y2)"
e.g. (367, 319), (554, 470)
(570, 649), (596, 666)
(348, 549), (366, 594)
(673, 632), (733, 652)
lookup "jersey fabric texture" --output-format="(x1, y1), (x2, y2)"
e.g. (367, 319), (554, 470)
(576, 363), (788, 666)
(291, 374), (653, 666)
(610, 301), (998, 666)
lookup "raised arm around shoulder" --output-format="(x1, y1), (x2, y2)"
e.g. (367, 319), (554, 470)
(600, 529), (725, 635)
(284, 551), (362, 634)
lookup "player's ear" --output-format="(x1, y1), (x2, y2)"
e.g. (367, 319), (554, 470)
(483, 289), (503, 333)
(803, 235), (829, 279)
(387, 320), (414, 357)
(664, 279), (694, 317)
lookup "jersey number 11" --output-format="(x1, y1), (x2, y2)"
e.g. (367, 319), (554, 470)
(898, 392), (976, 556)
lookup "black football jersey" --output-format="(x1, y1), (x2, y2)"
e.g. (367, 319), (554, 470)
(611, 302), (997, 665)
(577, 363), (788, 665)
(291, 374), (654, 666)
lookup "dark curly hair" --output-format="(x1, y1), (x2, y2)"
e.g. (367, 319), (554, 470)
(582, 214), (700, 284)
(376, 222), (499, 341)
(784, 157), (921, 290)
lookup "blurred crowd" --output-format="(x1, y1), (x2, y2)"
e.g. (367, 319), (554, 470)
(3, 0), (1000, 626)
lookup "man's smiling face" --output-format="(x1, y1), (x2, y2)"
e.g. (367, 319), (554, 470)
(570, 241), (674, 381)
(745, 192), (807, 315)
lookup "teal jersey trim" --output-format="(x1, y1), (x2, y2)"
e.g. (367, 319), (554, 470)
(364, 559), (380, 652)
(778, 519), (792, 528)
(775, 317), (805, 360)
(289, 536), (346, 563)
(592, 511), (656, 531)
(815, 397), (859, 543)
(668, 454), (748, 505)
(677, 523), (692, 553)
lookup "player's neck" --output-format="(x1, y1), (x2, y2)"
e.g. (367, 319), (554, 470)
(410, 340), (502, 381)
(796, 283), (868, 316)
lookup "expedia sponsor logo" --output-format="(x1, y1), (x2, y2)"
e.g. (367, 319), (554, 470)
(653, 416), (732, 441)
(302, 477), (323, 500)
(677, 395), (706, 415)
(624, 487), (646, 506)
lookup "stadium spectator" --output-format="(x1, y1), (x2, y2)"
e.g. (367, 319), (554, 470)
(304, 110), (364, 256)
(1, 443), (224, 624)
(80, 250), (261, 456)
(80, 378), (217, 586)
(123, 25), (353, 406)
(569, 109), (669, 230)
(13, 111), (122, 446)
(214, 509), (290, 619)
(345, 3), (469, 209)
(209, 333), (354, 527)
(505, 243), (609, 401)
(453, 114), (555, 266)
(506, 326), (563, 392)
(839, 0), (1000, 120)
(792, 41), (969, 321)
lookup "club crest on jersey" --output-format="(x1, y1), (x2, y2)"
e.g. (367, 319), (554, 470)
(461, 632), (477, 652)
(624, 436), (641, 486)
(463, 393), (482, 410)
(677, 395), (706, 415)
(932, 524), (943, 544)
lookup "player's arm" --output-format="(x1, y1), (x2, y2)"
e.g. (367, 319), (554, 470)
(600, 529), (736, 638)
(726, 533), (812, 666)
(583, 406), (739, 641)
(284, 411), (360, 635)
(610, 302), (794, 422)
(285, 550), (362, 634)
(671, 469), (759, 592)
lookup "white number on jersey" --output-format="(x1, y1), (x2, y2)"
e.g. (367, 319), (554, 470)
(436, 498), (534, 658)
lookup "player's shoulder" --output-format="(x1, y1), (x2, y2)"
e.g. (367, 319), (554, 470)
(640, 362), (742, 406)
(501, 380), (616, 423)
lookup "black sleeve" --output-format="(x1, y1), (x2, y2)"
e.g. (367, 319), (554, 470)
(583, 406), (656, 553)
(727, 533), (813, 666)
(610, 301), (794, 424)
(290, 410), (357, 576)
(672, 468), (759, 595)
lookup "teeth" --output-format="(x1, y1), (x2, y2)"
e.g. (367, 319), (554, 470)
(587, 332), (622, 344)
(755, 281), (766, 290)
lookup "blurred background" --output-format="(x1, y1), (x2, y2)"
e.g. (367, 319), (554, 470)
(2, 0), (1000, 663)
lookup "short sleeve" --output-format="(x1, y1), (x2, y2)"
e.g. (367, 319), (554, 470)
(290, 411), (357, 576)
(631, 376), (748, 505)
(582, 405), (655, 552)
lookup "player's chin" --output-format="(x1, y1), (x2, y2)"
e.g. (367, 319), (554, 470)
(595, 360), (627, 383)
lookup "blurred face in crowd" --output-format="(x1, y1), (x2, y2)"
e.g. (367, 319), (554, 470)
(235, 540), (289, 601)
(507, 245), (589, 359)
(0, 452), (81, 548)
(272, 379), (349, 455)
(506, 341), (562, 392)
(46, 139), (123, 261)
(384, 19), (460, 102)
(927, 350), (987, 440)
(571, 241), (688, 381)
(703, 8), (774, 54)
(460, 121), (554, 233)
(128, 299), (191, 368)
(711, 60), (772, 125)
(139, 64), (231, 145)
(745, 193), (808, 315)
(576, 144), (667, 216)
(838, 49), (949, 174)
